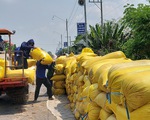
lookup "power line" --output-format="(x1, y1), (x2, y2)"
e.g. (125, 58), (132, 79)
(68, 0), (78, 22)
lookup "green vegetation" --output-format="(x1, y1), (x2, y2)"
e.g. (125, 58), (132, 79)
(58, 2), (150, 60)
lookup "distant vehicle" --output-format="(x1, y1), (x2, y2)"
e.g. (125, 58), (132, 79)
(0, 29), (29, 104)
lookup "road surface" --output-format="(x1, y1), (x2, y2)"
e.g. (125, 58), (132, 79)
(0, 84), (57, 120)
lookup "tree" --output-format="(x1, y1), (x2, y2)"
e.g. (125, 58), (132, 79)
(88, 20), (130, 55)
(122, 4), (150, 59)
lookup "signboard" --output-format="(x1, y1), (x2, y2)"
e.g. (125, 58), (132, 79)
(64, 42), (68, 47)
(77, 23), (85, 35)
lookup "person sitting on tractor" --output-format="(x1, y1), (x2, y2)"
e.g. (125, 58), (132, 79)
(15, 39), (35, 69)
(0, 35), (4, 51)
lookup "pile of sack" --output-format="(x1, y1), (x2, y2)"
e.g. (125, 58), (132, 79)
(51, 56), (66, 95)
(58, 47), (150, 120)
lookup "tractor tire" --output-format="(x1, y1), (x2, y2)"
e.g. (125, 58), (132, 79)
(6, 85), (29, 104)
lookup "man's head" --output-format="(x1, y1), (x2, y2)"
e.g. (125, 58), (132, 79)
(27, 39), (34, 46)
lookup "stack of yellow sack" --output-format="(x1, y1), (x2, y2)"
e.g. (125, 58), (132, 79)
(0, 58), (36, 84)
(64, 48), (100, 119)
(6, 68), (35, 84)
(51, 74), (66, 95)
(65, 50), (135, 120)
(56, 49), (150, 120)
(51, 55), (67, 95)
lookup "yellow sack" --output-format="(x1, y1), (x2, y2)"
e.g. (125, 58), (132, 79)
(76, 52), (97, 62)
(97, 64), (113, 92)
(68, 94), (73, 102)
(72, 85), (77, 93)
(70, 102), (75, 110)
(81, 86), (90, 99)
(30, 47), (53, 65)
(106, 114), (116, 120)
(88, 58), (129, 82)
(55, 55), (66, 64)
(81, 47), (94, 53)
(70, 59), (77, 74)
(0, 66), (4, 81)
(99, 109), (112, 120)
(79, 55), (96, 67)
(64, 57), (76, 75)
(94, 92), (112, 113)
(0, 58), (6, 68)
(130, 103), (150, 120)
(76, 102), (85, 115)
(82, 56), (102, 69)
(83, 51), (127, 71)
(52, 88), (66, 95)
(76, 74), (84, 87)
(96, 59), (131, 92)
(121, 70), (150, 111)
(115, 104), (129, 120)
(82, 99), (91, 113)
(114, 103), (150, 120)
(89, 83), (101, 101)
(27, 59), (36, 67)
(6, 69), (35, 84)
(92, 59), (131, 84)
(51, 74), (66, 81)
(74, 110), (80, 120)
(108, 60), (150, 81)
(108, 65), (150, 105)
(101, 51), (126, 60)
(105, 100), (117, 114)
(54, 80), (65, 89)
(83, 75), (91, 88)
(55, 64), (64, 75)
(87, 102), (101, 120)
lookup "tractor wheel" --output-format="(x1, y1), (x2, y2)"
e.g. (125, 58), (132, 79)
(6, 85), (29, 104)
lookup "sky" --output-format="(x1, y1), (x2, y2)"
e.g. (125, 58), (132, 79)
(0, 0), (149, 54)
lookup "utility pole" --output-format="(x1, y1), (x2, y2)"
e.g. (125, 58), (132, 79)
(78, 0), (88, 47)
(66, 19), (69, 53)
(52, 15), (69, 53)
(89, 0), (103, 28)
(84, 0), (88, 47)
(61, 34), (63, 49)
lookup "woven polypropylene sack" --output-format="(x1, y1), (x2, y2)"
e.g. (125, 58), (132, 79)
(0, 66), (4, 81)
(121, 70), (150, 111)
(30, 47), (53, 65)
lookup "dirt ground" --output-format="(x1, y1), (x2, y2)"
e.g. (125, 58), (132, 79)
(0, 84), (57, 120)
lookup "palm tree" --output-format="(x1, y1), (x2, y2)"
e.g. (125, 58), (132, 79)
(88, 20), (131, 54)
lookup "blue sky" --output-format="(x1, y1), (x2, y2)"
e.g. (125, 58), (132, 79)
(0, 0), (148, 54)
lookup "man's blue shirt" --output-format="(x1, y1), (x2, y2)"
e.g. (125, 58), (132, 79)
(36, 61), (51, 79)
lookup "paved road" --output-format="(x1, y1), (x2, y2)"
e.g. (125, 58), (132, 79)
(0, 84), (57, 120)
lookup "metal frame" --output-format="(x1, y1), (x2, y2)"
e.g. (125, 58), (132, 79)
(0, 77), (28, 90)
(0, 29), (28, 90)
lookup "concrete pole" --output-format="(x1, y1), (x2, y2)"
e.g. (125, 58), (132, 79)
(61, 34), (63, 49)
(100, 0), (103, 32)
(84, 0), (88, 47)
(66, 19), (69, 53)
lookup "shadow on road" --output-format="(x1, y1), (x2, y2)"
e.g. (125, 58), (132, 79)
(0, 94), (26, 115)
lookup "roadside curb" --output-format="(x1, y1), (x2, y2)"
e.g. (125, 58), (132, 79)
(46, 95), (75, 120)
